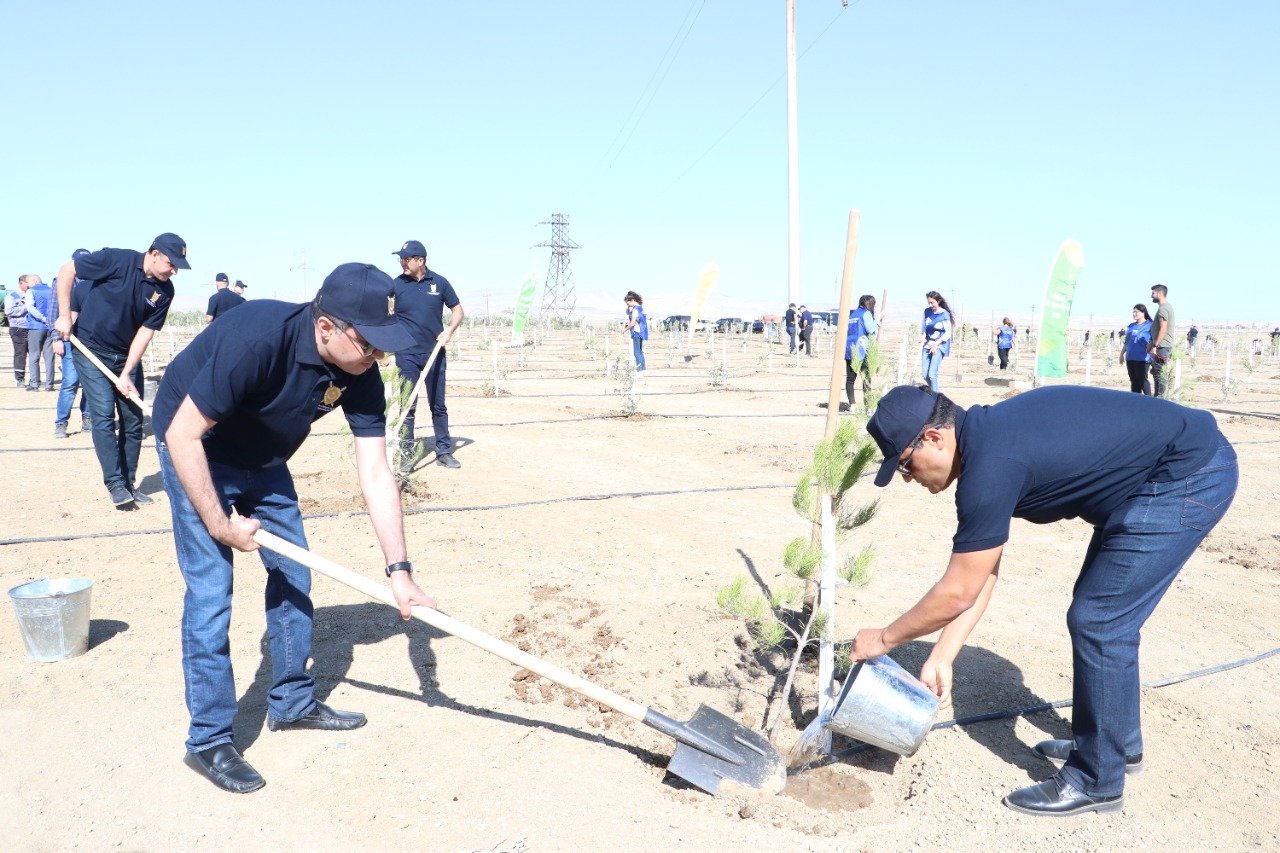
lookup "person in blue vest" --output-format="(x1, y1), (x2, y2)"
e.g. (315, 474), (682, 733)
(151, 262), (436, 794)
(49, 250), (93, 437)
(205, 273), (246, 323)
(5, 276), (31, 387)
(624, 291), (648, 373)
(920, 290), (953, 392)
(53, 233), (188, 507)
(1124, 304), (1154, 395)
(843, 294), (880, 411)
(390, 239), (465, 471)
(784, 303), (798, 353)
(23, 275), (56, 390)
(854, 384), (1236, 816)
(993, 317), (1016, 371)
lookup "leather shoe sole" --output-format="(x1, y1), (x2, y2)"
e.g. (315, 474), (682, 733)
(1032, 739), (1145, 775)
(1003, 777), (1123, 817)
(184, 744), (265, 794)
(267, 701), (367, 732)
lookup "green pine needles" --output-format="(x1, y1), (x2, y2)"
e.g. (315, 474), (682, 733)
(717, 418), (880, 740)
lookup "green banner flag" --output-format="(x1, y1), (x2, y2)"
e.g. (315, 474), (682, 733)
(510, 274), (539, 346)
(1035, 239), (1085, 379)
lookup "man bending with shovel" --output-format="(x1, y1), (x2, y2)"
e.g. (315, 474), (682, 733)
(851, 384), (1236, 816)
(151, 263), (436, 793)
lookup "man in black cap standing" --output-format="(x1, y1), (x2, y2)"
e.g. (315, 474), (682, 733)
(151, 262), (437, 794)
(53, 233), (189, 507)
(205, 273), (245, 323)
(232, 279), (247, 297)
(390, 239), (465, 470)
(851, 383), (1237, 816)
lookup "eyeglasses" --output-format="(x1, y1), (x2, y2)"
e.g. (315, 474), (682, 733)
(344, 327), (379, 358)
(896, 443), (919, 477)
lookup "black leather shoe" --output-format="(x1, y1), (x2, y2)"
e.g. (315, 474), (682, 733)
(436, 452), (461, 469)
(1003, 776), (1123, 817)
(184, 744), (265, 793)
(1032, 739), (1144, 775)
(267, 701), (367, 732)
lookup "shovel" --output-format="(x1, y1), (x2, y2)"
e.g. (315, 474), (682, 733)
(251, 529), (786, 796)
(69, 333), (152, 416)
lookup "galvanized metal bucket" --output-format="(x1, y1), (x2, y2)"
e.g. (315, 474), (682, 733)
(8, 578), (94, 662)
(829, 655), (939, 756)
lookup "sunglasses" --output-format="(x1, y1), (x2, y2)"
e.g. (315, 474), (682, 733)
(896, 443), (919, 477)
(343, 326), (379, 358)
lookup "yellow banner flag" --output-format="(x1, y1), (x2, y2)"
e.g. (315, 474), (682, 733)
(687, 263), (721, 347)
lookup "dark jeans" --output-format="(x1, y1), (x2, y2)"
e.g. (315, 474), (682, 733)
(73, 347), (144, 492)
(1061, 437), (1237, 797)
(844, 357), (871, 406)
(786, 325), (797, 353)
(997, 347), (1010, 370)
(9, 327), (28, 384)
(395, 350), (452, 456)
(1125, 360), (1152, 395)
(1150, 346), (1172, 397)
(157, 442), (317, 751)
(799, 328), (812, 355)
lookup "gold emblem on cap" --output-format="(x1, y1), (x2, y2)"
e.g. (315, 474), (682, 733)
(322, 383), (343, 407)
(388, 295), (396, 316)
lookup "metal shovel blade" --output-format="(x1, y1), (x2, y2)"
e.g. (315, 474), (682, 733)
(659, 705), (786, 795)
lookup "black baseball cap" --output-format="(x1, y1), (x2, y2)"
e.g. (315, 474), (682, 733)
(72, 248), (91, 260)
(393, 239), (427, 258)
(314, 263), (415, 354)
(234, 280), (246, 289)
(215, 273), (229, 283)
(867, 385), (937, 487)
(149, 233), (191, 269)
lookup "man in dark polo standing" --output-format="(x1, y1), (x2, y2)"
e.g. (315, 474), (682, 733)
(390, 239), (464, 470)
(852, 384), (1236, 816)
(205, 273), (245, 323)
(152, 262), (438, 794)
(53, 233), (189, 507)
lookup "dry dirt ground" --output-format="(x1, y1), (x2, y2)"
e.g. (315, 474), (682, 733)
(2, 323), (1278, 852)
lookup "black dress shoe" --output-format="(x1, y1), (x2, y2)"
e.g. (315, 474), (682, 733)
(1032, 738), (1144, 775)
(1003, 776), (1123, 817)
(267, 700), (367, 732)
(184, 744), (265, 794)
(436, 452), (461, 469)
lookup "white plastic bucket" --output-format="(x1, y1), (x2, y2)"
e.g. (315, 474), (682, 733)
(8, 578), (94, 662)
(828, 655), (939, 756)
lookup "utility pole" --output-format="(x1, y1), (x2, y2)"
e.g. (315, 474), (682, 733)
(536, 213), (579, 321)
(785, 0), (800, 308)
(291, 249), (312, 302)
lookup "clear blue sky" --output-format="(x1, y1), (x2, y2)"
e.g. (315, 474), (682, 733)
(3, 1), (1276, 327)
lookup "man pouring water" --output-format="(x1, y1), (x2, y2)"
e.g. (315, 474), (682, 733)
(850, 384), (1236, 816)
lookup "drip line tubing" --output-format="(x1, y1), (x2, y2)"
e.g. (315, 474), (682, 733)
(825, 645), (1280, 764)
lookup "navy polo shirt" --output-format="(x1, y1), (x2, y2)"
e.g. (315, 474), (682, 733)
(206, 288), (246, 321)
(72, 248), (174, 354)
(951, 386), (1221, 552)
(151, 300), (386, 469)
(392, 270), (460, 356)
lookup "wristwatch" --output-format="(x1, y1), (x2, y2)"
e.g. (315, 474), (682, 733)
(385, 561), (413, 577)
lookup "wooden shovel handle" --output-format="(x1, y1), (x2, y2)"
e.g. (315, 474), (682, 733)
(251, 528), (650, 723)
(68, 333), (152, 416)
(390, 339), (445, 436)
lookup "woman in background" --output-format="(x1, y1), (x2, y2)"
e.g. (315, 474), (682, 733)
(920, 290), (953, 393)
(844, 294), (880, 410)
(1124, 304), (1153, 394)
(994, 317), (1016, 370)
(624, 291), (648, 373)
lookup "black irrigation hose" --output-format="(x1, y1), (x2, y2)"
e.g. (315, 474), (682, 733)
(825, 645), (1280, 764)
(0, 482), (794, 546)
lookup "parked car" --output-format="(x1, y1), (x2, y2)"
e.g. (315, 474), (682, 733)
(750, 320), (765, 333)
(660, 315), (691, 331)
(716, 317), (746, 334)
